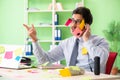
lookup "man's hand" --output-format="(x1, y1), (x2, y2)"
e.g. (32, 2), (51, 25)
(23, 24), (38, 42)
(82, 24), (91, 42)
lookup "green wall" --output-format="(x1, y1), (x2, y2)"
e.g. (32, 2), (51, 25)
(85, 0), (120, 37)
(0, 0), (25, 44)
(0, 0), (120, 44)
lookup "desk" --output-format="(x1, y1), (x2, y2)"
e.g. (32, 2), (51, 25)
(0, 68), (120, 80)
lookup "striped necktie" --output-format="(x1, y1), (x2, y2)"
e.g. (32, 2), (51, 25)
(69, 38), (79, 66)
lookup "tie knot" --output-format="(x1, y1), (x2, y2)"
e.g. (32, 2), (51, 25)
(76, 38), (79, 44)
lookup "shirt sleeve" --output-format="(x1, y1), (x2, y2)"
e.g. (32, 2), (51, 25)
(32, 41), (64, 65)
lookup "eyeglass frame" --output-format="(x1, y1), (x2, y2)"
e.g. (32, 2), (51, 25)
(70, 18), (82, 24)
(65, 18), (83, 26)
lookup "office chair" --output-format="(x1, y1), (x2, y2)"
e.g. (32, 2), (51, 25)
(105, 52), (117, 74)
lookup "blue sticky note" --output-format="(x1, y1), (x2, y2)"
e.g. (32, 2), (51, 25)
(15, 56), (21, 61)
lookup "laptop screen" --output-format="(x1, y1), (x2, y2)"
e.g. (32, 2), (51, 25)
(0, 45), (24, 68)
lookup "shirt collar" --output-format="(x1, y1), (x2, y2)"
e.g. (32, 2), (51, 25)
(73, 36), (83, 42)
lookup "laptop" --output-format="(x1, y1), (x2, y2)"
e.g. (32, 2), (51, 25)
(0, 44), (31, 69)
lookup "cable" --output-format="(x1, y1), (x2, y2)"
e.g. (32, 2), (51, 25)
(87, 53), (93, 72)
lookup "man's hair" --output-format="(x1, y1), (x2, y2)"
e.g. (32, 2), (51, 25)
(72, 7), (93, 25)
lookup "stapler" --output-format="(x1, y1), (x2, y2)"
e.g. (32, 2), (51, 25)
(20, 57), (31, 66)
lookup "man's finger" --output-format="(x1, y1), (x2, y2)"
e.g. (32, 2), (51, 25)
(23, 24), (30, 31)
(85, 24), (90, 31)
(31, 24), (35, 29)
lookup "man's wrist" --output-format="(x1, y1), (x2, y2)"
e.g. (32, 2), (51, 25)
(32, 38), (38, 42)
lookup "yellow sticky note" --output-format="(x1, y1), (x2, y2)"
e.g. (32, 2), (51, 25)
(14, 48), (22, 56)
(79, 19), (85, 30)
(0, 56), (2, 63)
(0, 46), (5, 54)
(82, 47), (88, 55)
(59, 68), (71, 77)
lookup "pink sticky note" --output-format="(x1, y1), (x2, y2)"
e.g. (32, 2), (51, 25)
(4, 51), (13, 59)
(15, 75), (25, 78)
(27, 69), (39, 73)
(65, 18), (72, 26)
(72, 27), (84, 38)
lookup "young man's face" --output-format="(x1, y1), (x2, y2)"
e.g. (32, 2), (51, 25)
(70, 14), (84, 38)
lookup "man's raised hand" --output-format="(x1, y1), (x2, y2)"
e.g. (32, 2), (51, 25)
(23, 24), (38, 42)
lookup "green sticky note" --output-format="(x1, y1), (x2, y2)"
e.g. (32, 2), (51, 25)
(41, 62), (50, 66)
(69, 66), (80, 71)
(81, 76), (91, 80)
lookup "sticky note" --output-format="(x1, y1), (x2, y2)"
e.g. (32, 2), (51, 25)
(69, 66), (80, 71)
(15, 75), (25, 78)
(0, 46), (5, 54)
(15, 56), (21, 61)
(81, 76), (91, 80)
(72, 27), (83, 38)
(27, 69), (38, 73)
(79, 19), (85, 30)
(0, 56), (2, 63)
(59, 68), (71, 77)
(14, 48), (22, 56)
(82, 47), (88, 55)
(41, 62), (50, 66)
(4, 51), (13, 59)
(65, 18), (72, 26)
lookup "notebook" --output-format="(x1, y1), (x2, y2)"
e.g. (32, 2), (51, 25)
(0, 44), (31, 69)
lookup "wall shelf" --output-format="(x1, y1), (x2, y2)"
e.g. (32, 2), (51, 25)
(24, 0), (84, 51)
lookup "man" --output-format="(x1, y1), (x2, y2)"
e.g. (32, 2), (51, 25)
(23, 7), (109, 73)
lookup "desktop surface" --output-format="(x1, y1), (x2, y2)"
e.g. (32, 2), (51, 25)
(0, 68), (120, 80)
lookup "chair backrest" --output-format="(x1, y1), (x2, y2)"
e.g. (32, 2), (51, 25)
(105, 52), (117, 74)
